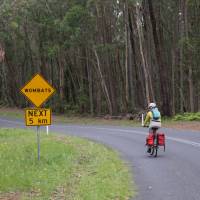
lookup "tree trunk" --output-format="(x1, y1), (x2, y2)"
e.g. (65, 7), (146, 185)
(58, 53), (64, 102)
(124, 0), (129, 109)
(148, 0), (172, 116)
(136, 4), (150, 105)
(178, 0), (185, 113)
(184, 1), (194, 112)
(86, 49), (94, 115)
(93, 48), (113, 115)
(171, 48), (175, 115)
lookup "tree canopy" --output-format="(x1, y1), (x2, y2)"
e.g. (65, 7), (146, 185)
(0, 0), (199, 116)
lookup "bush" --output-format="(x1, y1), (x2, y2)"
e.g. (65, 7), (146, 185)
(173, 112), (200, 121)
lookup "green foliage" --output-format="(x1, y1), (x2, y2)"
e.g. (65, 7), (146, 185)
(0, 0), (200, 115)
(61, 4), (94, 46)
(0, 128), (135, 199)
(187, 0), (200, 7)
(128, 0), (142, 5)
(47, 44), (59, 58)
(173, 112), (200, 121)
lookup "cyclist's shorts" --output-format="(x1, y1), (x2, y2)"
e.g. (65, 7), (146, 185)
(149, 120), (161, 128)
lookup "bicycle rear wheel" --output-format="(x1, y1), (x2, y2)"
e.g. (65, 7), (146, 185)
(150, 136), (158, 157)
(154, 145), (158, 157)
(150, 145), (158, 157)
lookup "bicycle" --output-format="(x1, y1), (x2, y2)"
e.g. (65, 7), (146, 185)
(145, 127), (165, 157)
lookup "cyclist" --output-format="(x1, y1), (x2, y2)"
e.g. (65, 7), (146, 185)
(143, 102), (161, 152)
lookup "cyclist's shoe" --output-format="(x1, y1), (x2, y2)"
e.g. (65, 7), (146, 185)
(147, 147), (151, 153)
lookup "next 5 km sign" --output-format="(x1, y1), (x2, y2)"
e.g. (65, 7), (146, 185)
(25, 108), (51, 126)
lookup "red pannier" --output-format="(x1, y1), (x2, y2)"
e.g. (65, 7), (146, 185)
(157, 133), (165, 146)
(146, 133), (154, 146)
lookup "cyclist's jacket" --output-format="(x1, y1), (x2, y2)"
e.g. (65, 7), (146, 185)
(144, 109), (161, 128)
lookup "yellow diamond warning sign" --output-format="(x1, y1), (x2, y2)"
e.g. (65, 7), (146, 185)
(20, 74), (55, 107)
(25, 108), (51, 126)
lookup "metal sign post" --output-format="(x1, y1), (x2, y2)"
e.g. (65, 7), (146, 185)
(37, 126), (40, 161)
(46, 126), (49, 135)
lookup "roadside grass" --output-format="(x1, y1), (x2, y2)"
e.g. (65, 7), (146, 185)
(0, 107), (140, 126)
(0, 107), (24, 118)
(0, 128), (135, 200)
(1, 108), (200, 131)
(53, 114), (140, 126)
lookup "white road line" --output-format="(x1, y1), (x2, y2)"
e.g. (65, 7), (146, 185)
(167, 136), (200, 148)
(1, 118), (200, 148)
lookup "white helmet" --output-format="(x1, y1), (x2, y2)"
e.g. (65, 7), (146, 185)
(148, 102), (156, 109)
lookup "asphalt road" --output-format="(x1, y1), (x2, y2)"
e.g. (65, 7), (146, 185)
(0, 117), (200, 200)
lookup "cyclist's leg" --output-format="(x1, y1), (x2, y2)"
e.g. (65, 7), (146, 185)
(152, 128), (156, 136)
(149, 127), (153, 133)
(152, 128), (158, 142)
(151, 127), (158, 157)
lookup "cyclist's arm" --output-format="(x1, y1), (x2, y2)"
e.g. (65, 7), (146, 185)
(144, 112), (151, 126)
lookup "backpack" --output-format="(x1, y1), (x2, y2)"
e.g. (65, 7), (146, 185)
(151, 107), (160, 121)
